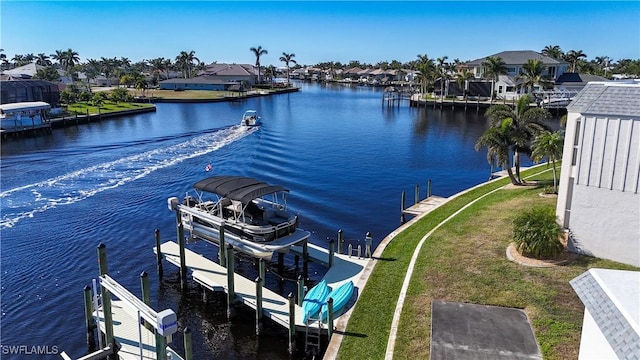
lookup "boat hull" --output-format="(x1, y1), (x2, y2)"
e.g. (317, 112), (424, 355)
(302, 280), (330, 323)
(321, 281), (354, 322)
(186, 216), (310, 259)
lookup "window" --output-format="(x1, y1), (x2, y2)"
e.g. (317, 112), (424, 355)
(571, 119), (581, 165)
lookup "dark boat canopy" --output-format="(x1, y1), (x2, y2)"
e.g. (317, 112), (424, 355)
(194, 176), (288, 204)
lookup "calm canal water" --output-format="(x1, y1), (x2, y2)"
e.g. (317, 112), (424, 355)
(0, 82), (554, 359)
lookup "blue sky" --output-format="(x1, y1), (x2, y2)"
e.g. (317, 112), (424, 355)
(2, 1), (639, 66)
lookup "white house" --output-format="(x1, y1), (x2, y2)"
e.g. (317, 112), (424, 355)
(556, 80), (640, 267)
(465, 50), (570, 100)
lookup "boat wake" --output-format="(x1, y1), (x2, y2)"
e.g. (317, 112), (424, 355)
(0, 125), (257, 228)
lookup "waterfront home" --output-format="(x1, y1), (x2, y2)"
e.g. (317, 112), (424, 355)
(464, 50), (570, 100)
(158, 77), (242, 91)
(556, 79), (640, 267)
(196, 63), (258, 85)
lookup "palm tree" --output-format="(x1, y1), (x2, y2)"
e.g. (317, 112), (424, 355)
(84, 58), (102, 84)
(475, 118), (513, 181)
(482, 56), (507, 103)
(35, 53), (51, 66)
(564, 50), (587, 73)
(531, 130), (564, 192)
(541, 45), (563, 59)
(455, 68), (474, 98)
(149, 57), (169, 81)
(516, 59), (552, 94)
(279, 52), (297, 86)
(250, 46), (268, 84)
(594, 56), (612, 76)
(51, 49), (65, 68)
(483, 94), (552, 184)
(175, 50), (199, 78)
(414, 54), (435, 95)
(436, 56), (449, 100)
(100, 57), (118, 86)
(61, 48), (80, 72)
(0, 49), (7, 70)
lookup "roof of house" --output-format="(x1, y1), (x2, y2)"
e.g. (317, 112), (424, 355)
(567, 79), (640, 117)
(570, 268), (639, 358)
(197, 63), (257, 77)
(466, 50), (567, 66)
(556, 73), (608, 85)
(2, 63), (66, 77)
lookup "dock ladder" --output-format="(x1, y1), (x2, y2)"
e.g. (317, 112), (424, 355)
(305, 316), (324, 356)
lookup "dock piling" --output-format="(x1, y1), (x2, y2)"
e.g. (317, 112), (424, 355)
(427, 179), (432, 198)
(155, 332), (167, 360)
(337, 229), (344, 254)
(255, 277), (263, 335)
(184, 327), (193, 360)
(155, 229), (163, 277)
(175, 210), (187, 290)
(288, 293), (296, 354)
(329, 239), (335, 267)
(258, 258), (265, 287)
(140, 271), (153, 331)
(83, 285), (97, 350)
(97, 243), (115, 354)
(297, 275), (305, 306)
(365, 232), (372, 258)
(415, 185), (419, 204)
(226, 244), (236, 318)
(401, 191), (406, 224)
(327, 297), (334, 339)
(219, 223), (226, 266)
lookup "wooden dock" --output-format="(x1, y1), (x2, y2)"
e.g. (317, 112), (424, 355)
(97, 300), (183, 360)
(402, 195), (448, 216)
(155, 240), (369, 331)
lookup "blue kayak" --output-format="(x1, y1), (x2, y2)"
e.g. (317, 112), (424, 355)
(320, 280), (354, 322)
(302, 279), (330, 323)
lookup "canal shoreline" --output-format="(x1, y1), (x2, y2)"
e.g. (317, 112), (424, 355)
(2, 87), (300, 138)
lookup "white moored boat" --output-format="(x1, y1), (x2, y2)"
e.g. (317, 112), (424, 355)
(241, 110), (261, 127)
(168, 176), (309, 259)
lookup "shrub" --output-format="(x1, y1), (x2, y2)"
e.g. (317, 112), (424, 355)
(512, 206), (563, 258)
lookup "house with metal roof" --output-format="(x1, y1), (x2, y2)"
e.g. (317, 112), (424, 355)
(464, 50), (570, 100)
(556, 79), (640, 267)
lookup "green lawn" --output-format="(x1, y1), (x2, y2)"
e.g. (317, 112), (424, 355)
(337, 165), (637, 359)
(66, 101), (154, 115)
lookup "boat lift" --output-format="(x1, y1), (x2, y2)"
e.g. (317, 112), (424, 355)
(93, 274), (179, 360)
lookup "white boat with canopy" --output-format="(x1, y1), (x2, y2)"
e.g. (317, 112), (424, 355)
(241, 110), (261, 127)
(168, 176), (309, 259)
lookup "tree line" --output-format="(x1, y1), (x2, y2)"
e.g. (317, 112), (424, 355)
(2, 44), (639, 84)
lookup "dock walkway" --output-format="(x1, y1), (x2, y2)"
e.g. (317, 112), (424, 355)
(155, 240), (370, 331)
(402, 195), (448, 216)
